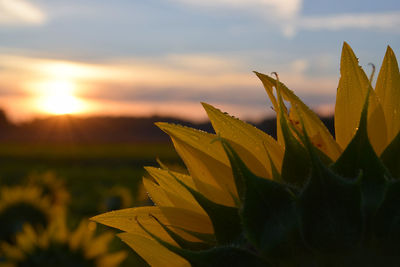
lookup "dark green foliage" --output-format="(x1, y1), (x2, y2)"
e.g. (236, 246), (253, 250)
(170, 246), (268, 267)
(373, 180), (400, 253)
(380, 131), (400, 179)
(222, 141), (301, 263)
(279, 112), (311, 189)
(298, 123), (363, 254)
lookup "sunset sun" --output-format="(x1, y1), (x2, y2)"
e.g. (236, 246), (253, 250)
(36, 80), (85, 115)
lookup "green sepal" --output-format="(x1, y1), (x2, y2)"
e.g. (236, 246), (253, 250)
(280, 112), (311, 188)
(172, 226), (217, 245)
(373, 180), (400, 258)
(298, 119), (363, 253)
(275, 84), (310, 189)
(170, 172), (242, 245)
(137, 219), (268, 267)
(380, 130), (400, 179)
(265, 146), (283, 183)
(150, 214), (213, 251)
(333, 93), (390, 215)
(221, 139), (303, 261)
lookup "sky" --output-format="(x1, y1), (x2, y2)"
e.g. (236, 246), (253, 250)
(0, 0), (399, 123)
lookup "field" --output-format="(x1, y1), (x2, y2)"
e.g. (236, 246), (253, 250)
(0, 142), (182, 266)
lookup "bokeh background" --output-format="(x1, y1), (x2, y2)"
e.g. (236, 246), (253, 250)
(0, 0), (399, 266)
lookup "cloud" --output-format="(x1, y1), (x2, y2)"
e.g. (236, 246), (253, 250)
(169, 0), (400, 37)
(298, 11), (400, 33)
(170, 0), (302, 20)
(0, 0), (46, 26)
(164, 54), (241, 73)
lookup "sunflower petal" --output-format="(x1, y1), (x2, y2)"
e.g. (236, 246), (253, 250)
(166, 168), (236, 208)
(202, 102), (283, 178)
(255, 72), (341, 161)
(145, 167), (206, 215)
(143, 177), (173, 207)
(375, 46), (400, 145)
(156, 122), (236, 205)
(254, 71), (285, 147)
(151, 214), (213, 250)
(367, 93), (387, 155)
(118, 233), (190, 267)
(92, 206), (203, 243)
(91, 207), (173, 242)
(335, 42), (387, 154)
(160, 207), (213, 234)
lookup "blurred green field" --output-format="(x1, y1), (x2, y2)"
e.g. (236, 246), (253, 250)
(0, 142), (182, 266)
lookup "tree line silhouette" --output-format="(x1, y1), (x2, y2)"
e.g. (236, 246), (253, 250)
(0, 109), (334, 144)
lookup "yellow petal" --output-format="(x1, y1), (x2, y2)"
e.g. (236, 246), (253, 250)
(156, 123), (236, 206)
(91, 207), (174, 244)
(156, 164), (233, 208)
(375, 46), (400, 145)
(256, 72), (341, 161)
(118, 233), (190, 267)
(367, 91), (387, 155)
(157, 162), (196, 188)
(93, 206), (212, 238)
(92, 206), (164, 233)
(254, 71), (285, 147)
(85, 233), (114, 258)
(335, 42), (387, 153)
(70, 220), (92, 251)
(202, 103), (284, 177)
(98, 251), (128, 267)
(173, 169), (235, 208)
(143, 177), (174, 207)
(145, 167), (205, 214)
(160, 206), (213, 234)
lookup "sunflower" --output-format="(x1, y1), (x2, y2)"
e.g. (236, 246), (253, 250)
(0, 186), (62, 244)
(93, 43), (400, 266)
(1, 218), (127, 267)
(26, 171), (70, 208)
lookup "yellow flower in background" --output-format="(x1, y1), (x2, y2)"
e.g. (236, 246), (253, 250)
(26, 171), (70, 208)
(0, 186), (63, 244)
(1, 218), (126, 267)
(93, 43), (400, 266)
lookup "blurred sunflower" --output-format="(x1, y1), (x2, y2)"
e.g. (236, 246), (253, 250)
(1, 218), (126, 267)
(0, 186), (62, 244)
(26, 171), (70, 208)
(93, 43), (400, 266)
